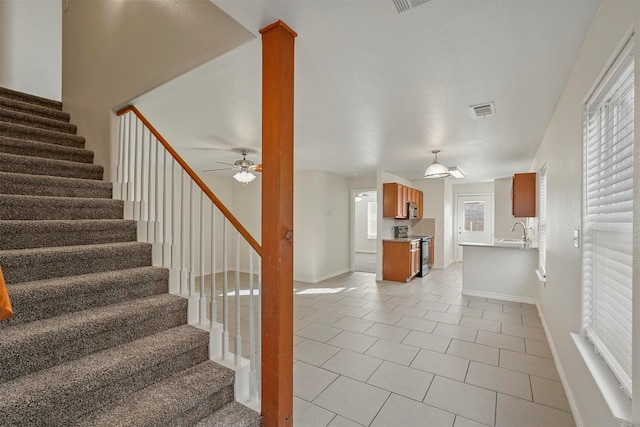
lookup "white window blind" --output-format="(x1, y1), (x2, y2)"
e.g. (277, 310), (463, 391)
(538, 165), (547, 278)
(583, 41), (634, 395)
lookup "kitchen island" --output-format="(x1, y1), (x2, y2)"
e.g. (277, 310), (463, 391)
(460, 241), (539, 303)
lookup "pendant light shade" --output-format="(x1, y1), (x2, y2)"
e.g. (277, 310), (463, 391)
(233, 170), (256, 183)
(424, 150), (450, 179)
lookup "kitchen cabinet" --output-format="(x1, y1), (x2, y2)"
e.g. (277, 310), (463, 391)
(383, 183), (423, 219)
(383, 239), (421, 282)
(512, 173), (536, 217)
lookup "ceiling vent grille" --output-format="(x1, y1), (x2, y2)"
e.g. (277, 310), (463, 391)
(393, 0), (433, 13)
(470, 102), (496, 118)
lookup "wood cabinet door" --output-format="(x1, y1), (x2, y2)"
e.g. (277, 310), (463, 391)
(399, 184), (408, 218)
(512, 173), (536, 217)
(417, 190), (423, 218)
(383, 183), (397, 218)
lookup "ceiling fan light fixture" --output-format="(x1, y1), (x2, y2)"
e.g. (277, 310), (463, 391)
(424, 150), (450, 179)
(355, 192), (364, 202)
(233, 170), (256, 183)
(448, 166), (465, 179)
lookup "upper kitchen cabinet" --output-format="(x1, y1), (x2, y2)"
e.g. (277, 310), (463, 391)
(383, 183), (423, 219)
(512, 172), (536, 217)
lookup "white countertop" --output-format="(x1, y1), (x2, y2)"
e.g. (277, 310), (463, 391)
(460, 240), (538, 250)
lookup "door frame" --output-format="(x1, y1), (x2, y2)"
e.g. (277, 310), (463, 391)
(455, 193), (494, 262)
(350, 188), (377, 272)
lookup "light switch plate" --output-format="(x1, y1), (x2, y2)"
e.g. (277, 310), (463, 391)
(573, 229), (580, 248)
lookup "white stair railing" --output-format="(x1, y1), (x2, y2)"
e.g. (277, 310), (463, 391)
(114, 107), (262, 409)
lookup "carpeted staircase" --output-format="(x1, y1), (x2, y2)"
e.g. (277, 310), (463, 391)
(0, 87), (262, 426)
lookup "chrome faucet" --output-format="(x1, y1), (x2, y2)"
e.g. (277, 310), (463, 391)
(511, 222), (527, 242)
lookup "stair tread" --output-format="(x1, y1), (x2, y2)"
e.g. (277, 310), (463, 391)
(77, 361), (236, 427)
(0, 325), (209, 425)
(0, 121), (84, 149)
(0, 219), (137, 250)
(0, 87), (63, 110)
(197, 401), (263, 427)
(0, 240), (149, 257)
(0, 107), (77, 134)
(0, 134), (93, 162)
(0, 96), (70, 122)
(0, 170), (111, 196)
(0, 293), (185, 352)
(0, 192), (122, 207)
(0, 241), (150, 284)
(0, 152), (103, 181)
(2, 266), (168, 327)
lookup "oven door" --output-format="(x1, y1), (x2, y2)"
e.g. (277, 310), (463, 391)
(418, 238), (430, 276)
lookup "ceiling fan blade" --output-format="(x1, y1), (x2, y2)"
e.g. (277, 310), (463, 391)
(202, 167), (234, 172)
(216, 161), (235, 166)
(251, 164), (263, 173)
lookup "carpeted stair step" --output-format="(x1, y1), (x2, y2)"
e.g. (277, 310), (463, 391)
(0, 267), (168, 328)
(0, 325), (210, 426)
(0, 152), (102, 180)
(0, 171), (111, 198)
(0, 87), (63, 110)
(0, 107), (77, 134)
(77, 361), (238, 427)
(197, 401), (263, 427)
(0, 135), (93, 163)
(0, 193), (122, 220)
(0, 96), (70, 122)
(0, 121), (84, 149)
(0, 219), (137, 250)
(0, 241), (151, 284)
(0, 293), (188, 382)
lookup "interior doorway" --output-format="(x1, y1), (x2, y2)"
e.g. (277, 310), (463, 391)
(456, 194), (494, 261)
(352, 189), (377, 273)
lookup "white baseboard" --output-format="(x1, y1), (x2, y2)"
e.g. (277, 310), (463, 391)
(461, 289), (536, 305)
(536, 303), (584, 427)
(355, 250), (377, 254)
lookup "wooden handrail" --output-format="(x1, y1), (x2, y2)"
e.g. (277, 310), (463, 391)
(116, 105), (262, 256)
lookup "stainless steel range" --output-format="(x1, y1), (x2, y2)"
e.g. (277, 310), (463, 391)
(394, 226), (431, 277)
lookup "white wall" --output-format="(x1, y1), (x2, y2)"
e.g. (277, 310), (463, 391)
(0, 0), (61, 100)
(530, 2), (639, 426)
(62, 0), (253, 180)
(354, 192), (377, 253)
(294, 170), (351, 283)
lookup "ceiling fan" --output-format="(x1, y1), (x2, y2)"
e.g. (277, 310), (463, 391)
(202, 148), (262, 183)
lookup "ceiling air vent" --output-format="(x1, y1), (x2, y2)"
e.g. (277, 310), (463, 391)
(470, 102), (496, 118)
(393, 0), (433, 14)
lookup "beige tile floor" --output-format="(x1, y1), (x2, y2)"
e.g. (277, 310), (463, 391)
(291, 263), (575, 427)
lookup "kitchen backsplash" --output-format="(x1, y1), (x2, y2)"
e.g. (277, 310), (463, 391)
(410, 218), (436, 237)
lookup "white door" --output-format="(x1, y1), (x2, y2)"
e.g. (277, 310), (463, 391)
(456, 194), (494, 261)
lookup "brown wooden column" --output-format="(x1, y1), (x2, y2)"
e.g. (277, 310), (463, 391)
(260, 20), (296, 427)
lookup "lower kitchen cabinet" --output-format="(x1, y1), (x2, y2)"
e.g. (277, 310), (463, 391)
(383, 239), (421, 282)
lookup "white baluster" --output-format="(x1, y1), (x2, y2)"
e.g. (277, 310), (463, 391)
(114, 115), (124, 200)
(133, 118), (141, 220)
(210, 204), (217, 326)
(249, 249), (257, 400)
(199, 192), (206, 326)
(154, 135), (162, 243)
(223, 218), (229, 361)
(235, 232), (242, 366)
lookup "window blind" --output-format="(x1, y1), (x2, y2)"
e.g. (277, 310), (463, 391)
(538, 165), (547, 278)
(583, 42), (634, 395)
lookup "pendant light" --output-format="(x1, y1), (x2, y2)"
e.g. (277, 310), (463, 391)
(424, 150), (450, 178)
(233, 169), (256, 183)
